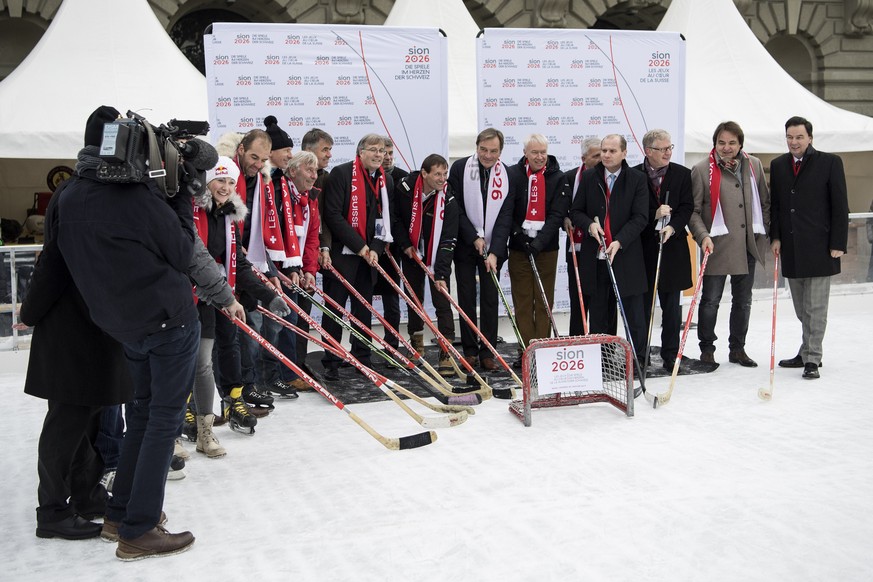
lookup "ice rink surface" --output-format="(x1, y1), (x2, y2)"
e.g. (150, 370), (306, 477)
(2, 290), (872, 581)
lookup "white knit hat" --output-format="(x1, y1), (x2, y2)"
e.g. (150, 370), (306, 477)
(206, 156), (240, 186)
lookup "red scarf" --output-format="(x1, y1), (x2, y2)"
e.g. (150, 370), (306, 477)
(285, 180), (311, 268)
(233, 155), (285, 263)
(408, 174), (446, 267)
(571, 164), (586, 246)
(346, 156), (389, 252)
(265, 174), (300, 266)
(603, 171), (615, 247)
(193, 204), (237, 290)
(521, 162), (546, 237)
(706, 149), (729, 237)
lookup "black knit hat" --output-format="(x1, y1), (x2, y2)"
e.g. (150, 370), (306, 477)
(264, 115), (294, 150)
(84, 105), (121, 147)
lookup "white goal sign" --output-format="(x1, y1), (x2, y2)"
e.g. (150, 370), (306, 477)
(534, 343), (603, 396)
(204, 23), (448, 169)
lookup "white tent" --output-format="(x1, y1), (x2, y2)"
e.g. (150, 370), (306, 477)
(385, 0), (480, 159)
(658, 0), (873, 154)
(0, 0), (207, 222)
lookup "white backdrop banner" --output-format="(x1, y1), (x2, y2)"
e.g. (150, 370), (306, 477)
(477, 28), (686, 169)
(478, 28), (685, 314)
(204, 23), (448, 169)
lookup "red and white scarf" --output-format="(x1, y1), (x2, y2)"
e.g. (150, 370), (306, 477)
(522, 161), (546, 237)
(462, 154), (509, 250)
(265, 175), (301, 268)
(233, 157), (285, 271)
(707, 149), (766, 237)
(286, 180), (312, 268)
(408, 174), (446, 267)
(570, 164), (587, 251)
(343, 156), (392, 255)
(193, 204), (237, 290)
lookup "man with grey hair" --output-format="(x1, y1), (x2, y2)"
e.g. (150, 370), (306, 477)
(276, 150), (323, 389)
(320, 133), (395, 380)
(633, 129), (693, 372)
(563, 136), (602, 336)
(301, 127), (333, 269)
(373, 136), (408, 357)
(500, 134), (569, 366)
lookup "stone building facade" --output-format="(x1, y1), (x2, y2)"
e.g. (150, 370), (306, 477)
(1, 0), (872, 116)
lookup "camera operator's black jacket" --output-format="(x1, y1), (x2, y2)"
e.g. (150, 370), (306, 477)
(57, 170), (198, 343)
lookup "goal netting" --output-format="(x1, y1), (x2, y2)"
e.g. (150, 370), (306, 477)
(508, 334), (634, 426)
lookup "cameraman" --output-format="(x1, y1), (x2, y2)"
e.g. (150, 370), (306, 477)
(56, 105), (201, 560)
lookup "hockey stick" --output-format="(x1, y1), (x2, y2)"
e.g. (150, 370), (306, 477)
(376, 256), (493, 398)
(526, 250), (561, 338)
(270, 271), (478, 407)
(321, 264), (460, 395)
(222, 312), (436, 450)
(653, 248), (711, 408)
(644, 191), (670, 372)
(565, 224), (589, 335)
(485, 253), (526, 348)
(258, 306), (470, 427)
(758, 251), (779, 401)
(383, 251), (472, 385)
(594, 217), (654, 405)
(409, 251), (521, 397)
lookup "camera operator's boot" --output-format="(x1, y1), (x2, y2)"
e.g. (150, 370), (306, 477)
(222, 386), (257, 436)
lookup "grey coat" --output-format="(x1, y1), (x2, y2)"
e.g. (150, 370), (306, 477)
(688, 153), (770, 277)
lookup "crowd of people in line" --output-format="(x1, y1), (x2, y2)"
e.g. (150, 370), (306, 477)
(17, 108), (848, 560)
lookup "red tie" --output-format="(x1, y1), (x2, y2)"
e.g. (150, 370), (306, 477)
(793, 159), (801, 176)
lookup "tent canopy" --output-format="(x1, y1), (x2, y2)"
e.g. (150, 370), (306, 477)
(385, 0), (480, 159)
(0, 0), (208, 160)
(658, 0), (873, 153)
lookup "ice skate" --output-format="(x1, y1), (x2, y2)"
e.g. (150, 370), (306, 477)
(222, 386), (257, 435)
(242, 383), (274, 415)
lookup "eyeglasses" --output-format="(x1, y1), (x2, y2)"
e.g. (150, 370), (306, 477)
(647, 144), (675, 153)
(363, 147), (386, 155)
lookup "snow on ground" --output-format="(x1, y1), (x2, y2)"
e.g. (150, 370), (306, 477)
(2, 290), (873, 581)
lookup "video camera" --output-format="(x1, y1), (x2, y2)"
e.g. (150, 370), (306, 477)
(97, 111), (217, 197)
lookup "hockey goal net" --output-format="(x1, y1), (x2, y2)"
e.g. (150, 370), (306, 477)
(508, 334), (634, 426)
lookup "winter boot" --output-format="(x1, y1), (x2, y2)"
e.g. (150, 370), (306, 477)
(410, 332), (425, 355)
(195, 414), (226, 458)
(438, 349), (454, 378)
(173, 438), (190, 461)
(222, 386), (257, 435)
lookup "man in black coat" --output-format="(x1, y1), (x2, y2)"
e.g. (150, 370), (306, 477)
(19, 132), (134, 540)
(770, 116), (849, 379)
(448, 128), (514, 371)
(321, 133), (395, 379)
(563, 137), (602, 336)
(500, 134), (569, 365)
(570, 134), (649, 369)
(392, 154), (459, 375)
(633, 129), (694, 371)
(56, 107), (201, 559)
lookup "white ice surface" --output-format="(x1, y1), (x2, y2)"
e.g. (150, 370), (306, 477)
(2, 291), (873, 581)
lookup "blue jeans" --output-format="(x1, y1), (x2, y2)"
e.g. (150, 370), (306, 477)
(106, 321), (199, 540)
(698, 253), (756, 353)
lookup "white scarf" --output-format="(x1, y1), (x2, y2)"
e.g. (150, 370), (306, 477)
(246, 172), (269, 272)
(462, 154), (509, 250)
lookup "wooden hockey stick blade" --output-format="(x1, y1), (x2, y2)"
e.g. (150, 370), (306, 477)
(345, 409), (437, 450)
